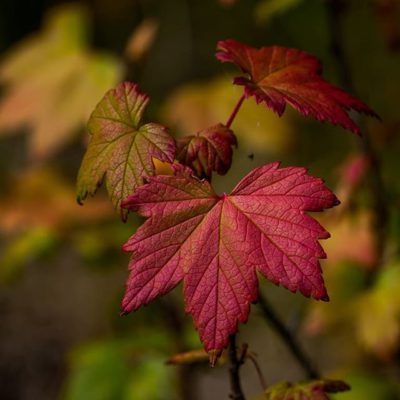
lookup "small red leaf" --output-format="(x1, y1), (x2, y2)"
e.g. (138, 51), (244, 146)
(121, 162), (338, 357)
(216, 39), (378, 134)
(176, 123), (237, 178)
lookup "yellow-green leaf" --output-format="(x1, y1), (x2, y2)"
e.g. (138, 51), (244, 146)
(77, 82), (176, 220)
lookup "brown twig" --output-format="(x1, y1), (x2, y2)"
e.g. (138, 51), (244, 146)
(228, 335), (246, 400)
(258, 293), (319, 379)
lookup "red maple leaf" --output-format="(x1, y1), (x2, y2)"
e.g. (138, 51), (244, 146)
(121, 163), (338, 360)
(176, 123), (237, 179)
(216, 39), (378, 134)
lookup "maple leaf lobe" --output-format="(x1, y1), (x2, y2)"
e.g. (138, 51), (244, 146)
(216, 39), (378, 134)
(120, 162), (338, 356)
(76, 81), (175, 220)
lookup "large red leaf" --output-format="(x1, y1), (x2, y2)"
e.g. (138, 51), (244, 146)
(77, 82), (175, 220)
(121, 162), (338, 359)
(216, 39), (378, 134)
(176, 123), (237, 179)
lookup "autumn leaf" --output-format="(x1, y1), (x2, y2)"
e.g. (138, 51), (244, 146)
(176, 123), (237, 178)
(216, 39), (378, 134)
(121, 162), (338, 360)
(0, 4), (122, 159)
(264, 379), (350, 400)
(77, 82), (176, 221)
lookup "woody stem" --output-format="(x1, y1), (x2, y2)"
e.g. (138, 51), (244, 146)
(258, 293), (320, 379)
(228, 335), (246, 400)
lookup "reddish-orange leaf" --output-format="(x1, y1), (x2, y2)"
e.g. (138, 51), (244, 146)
(216, 39), (378, 134)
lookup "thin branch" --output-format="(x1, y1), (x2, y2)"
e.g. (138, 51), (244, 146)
(326, 0), (389, 281)
(247, 352), (268, 391)
(226, 94), (246, 129)
(258, 293), (319, 379)
(228, 335), (246, 400)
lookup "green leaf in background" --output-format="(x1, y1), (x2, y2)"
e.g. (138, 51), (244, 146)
(64, 340), (132, 400)
(77, 82), (176, 221)
(125, 358), (177, 400)
(356, 263), (400, 359)
(0, 227), (58, 282)
(73, 220), (139, 266)
(255, 0), (303, 24)
(331, 370), (400, 400)
(63, 333), (178, 400)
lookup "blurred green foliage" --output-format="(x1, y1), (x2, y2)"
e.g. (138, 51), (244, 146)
(63, 333), (178, 400)
(0, 227), (58, 282)
(332, 371), (400, 400)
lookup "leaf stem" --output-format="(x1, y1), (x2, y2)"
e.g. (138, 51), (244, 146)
(258, 293), (319, 379)
(226, 94), (246, 129)
(326, 0), (389, 281)
(228, 335), (246, 400)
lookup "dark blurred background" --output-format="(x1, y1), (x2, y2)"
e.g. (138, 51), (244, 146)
(1, 0), (400, 399)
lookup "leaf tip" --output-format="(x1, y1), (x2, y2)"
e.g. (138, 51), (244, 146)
(333, 197), (341, 207)
(76, 196), (84, 206)
(320, 294), (330, 302)
(121, 241), (131, 252)
(120, 208), (129, 222)
(208, 349), (223, 367)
